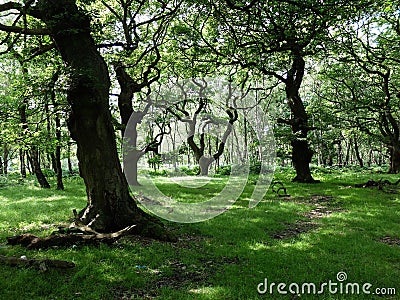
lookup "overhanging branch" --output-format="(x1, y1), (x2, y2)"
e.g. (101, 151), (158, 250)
(0, 23), (49, 35)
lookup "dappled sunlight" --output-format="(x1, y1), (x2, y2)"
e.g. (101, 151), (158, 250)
(188, 286), (229, 297)
(2, 171), (400, 298)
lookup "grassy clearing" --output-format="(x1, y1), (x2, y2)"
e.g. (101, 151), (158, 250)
(0, 169), (400, 299)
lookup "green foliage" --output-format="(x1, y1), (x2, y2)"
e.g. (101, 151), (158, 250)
(41, 168), (56, 178)
(179, 165), (200, 176)
(148, 169), (169, 177)
(0, 174), (25, 188)
(215, 165), (231, 175)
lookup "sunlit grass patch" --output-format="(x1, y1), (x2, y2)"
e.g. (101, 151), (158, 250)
(1, 171), (400, 299)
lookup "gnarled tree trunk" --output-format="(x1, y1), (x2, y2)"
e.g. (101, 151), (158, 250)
(34, 0), (168, 237)
(284, 54), (316, 183)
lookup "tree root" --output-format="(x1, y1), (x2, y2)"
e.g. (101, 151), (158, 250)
(355, 178), (400, 190)
(7, 224), (137, 250)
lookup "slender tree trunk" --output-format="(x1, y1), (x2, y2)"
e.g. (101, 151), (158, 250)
(51, 71), (64, 190)
(368, 149), (373, 167)
(3, 144), (9, 175)
(26, 153), (33, 175)
(30, 147), (51, 188)
(353, 137), (364, 167)
(45, 100), (58, 173)
(345, 138), (351, 166)
(0, 155), (3, 175)
(20, 149), (26, 178)
(16, 53), (50, 188)
(67, 142), (73, 174)
(337, 139), (343, 167)
(34, 0), (167, 236)
(19, 99), (50, 188)
(49, 153), (57, 172)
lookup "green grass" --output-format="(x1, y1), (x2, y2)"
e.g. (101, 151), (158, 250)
(0, 169), (400, 299)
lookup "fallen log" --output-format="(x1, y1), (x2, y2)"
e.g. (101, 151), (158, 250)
(0, 255), (75, 271)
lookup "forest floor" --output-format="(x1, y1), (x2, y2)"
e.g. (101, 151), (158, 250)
(0, 167), (399, 299)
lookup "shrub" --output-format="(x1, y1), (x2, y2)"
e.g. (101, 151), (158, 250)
(41, 168), (56, 177)
(215, 165), (231, 175)
(179, 166), (200, 176)
(148, 169), (169, 177)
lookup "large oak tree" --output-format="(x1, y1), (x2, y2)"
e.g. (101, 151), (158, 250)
(0, 0), (170, 236)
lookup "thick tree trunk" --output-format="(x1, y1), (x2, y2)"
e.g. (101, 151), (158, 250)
(0, 155), (3, 175)
(389, 146), (400, 174)
(199, 156), (213, 176)
(34, 0), (168, 237)
(284, 54), (316, 183)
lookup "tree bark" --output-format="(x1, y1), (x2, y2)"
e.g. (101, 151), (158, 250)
(114, 63), (135, 137)
(3, 144), (9, 175)
(20, 149), (26, 178)
(30, 147), (51, 188)
(353, 137), (364, 167)
(67, 142), (73, 174)
(33, 0), (168, 237)
(389, 146), (400, 174)
(284, 54), (316, 183)
(345, 138), (351, 166)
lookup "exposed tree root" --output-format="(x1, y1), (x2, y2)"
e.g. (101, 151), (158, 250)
(7, 224), (137, 250)
(7, 207), (177, 250)
(0, 255), (75, 271)
(355, 178), (400, 190)
(379, 236), (400, 246)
